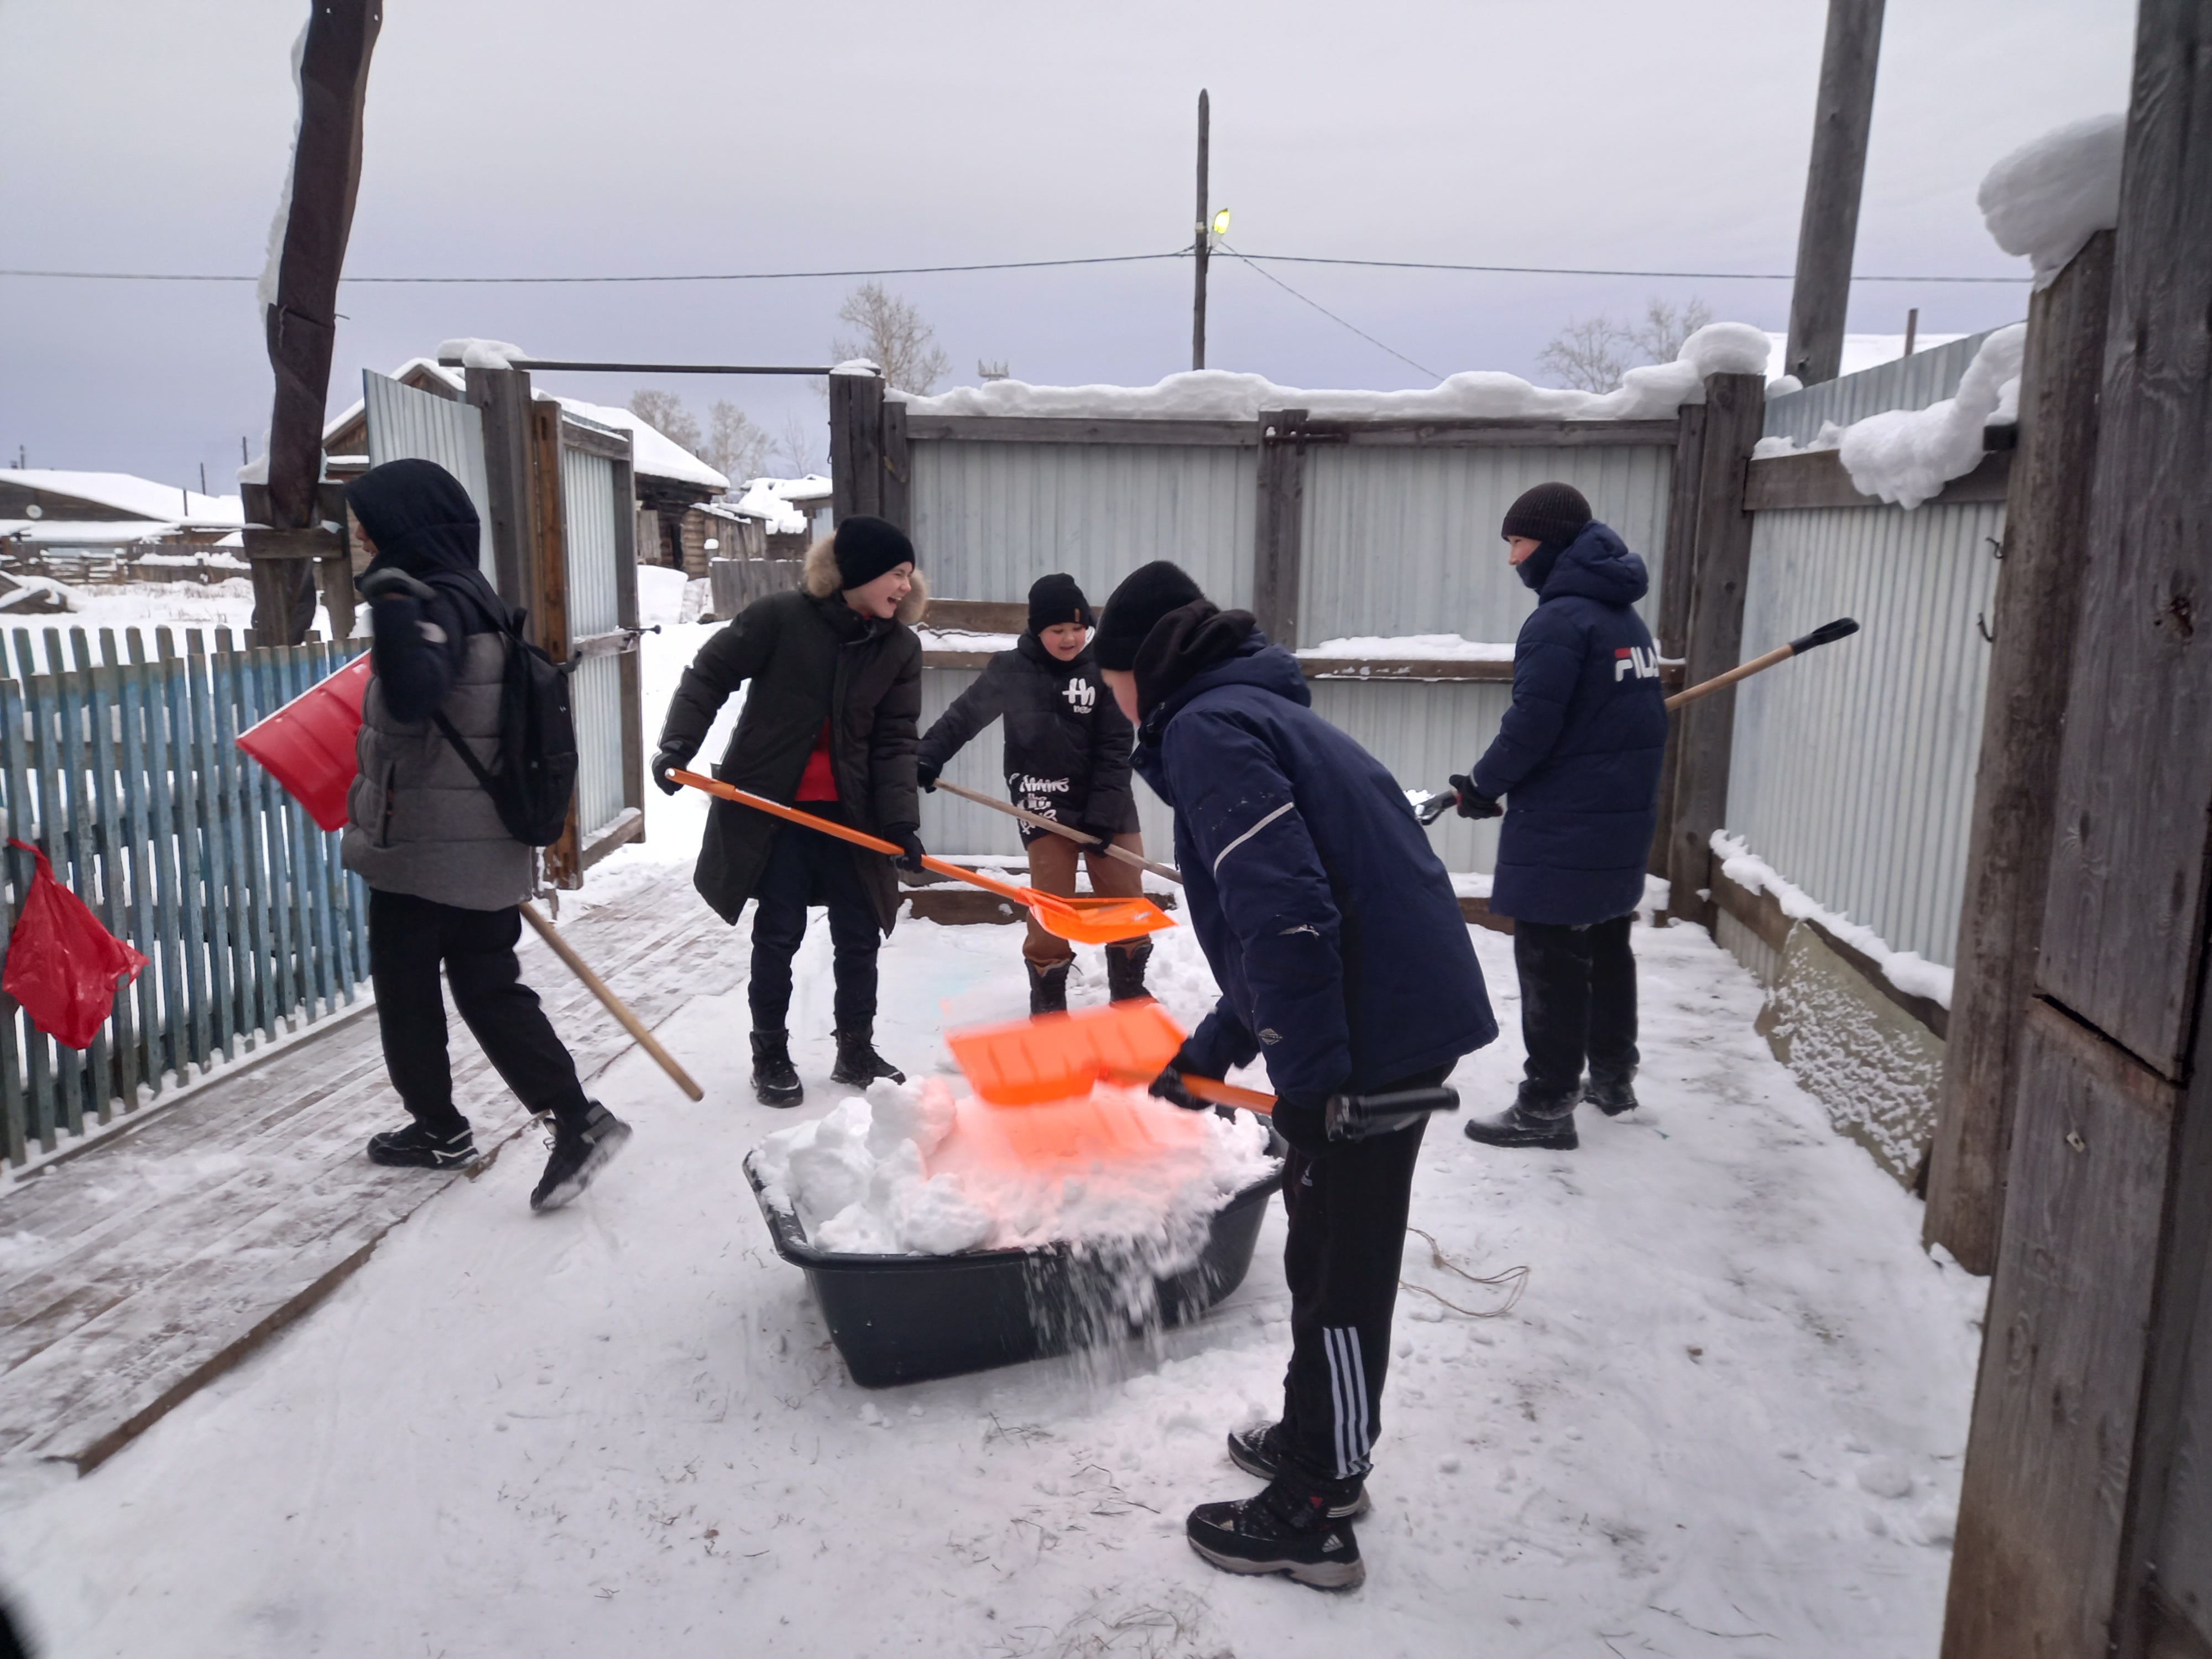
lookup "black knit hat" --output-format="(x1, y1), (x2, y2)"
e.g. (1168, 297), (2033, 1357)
(1094, 561), (1208, 671)
(1026, 572), (1093, 635)
(832, 514), (915, 589)
(1500, 482), (1592, 545)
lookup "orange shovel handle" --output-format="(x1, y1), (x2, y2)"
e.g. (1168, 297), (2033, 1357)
(1099, 1065), (1275, 1115)
(671, 769), (1041, 902)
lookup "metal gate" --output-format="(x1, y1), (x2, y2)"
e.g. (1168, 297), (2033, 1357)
(360, 371), (495, 581)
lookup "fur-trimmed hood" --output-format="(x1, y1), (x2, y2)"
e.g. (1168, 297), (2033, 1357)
(802, 533), (929, 625)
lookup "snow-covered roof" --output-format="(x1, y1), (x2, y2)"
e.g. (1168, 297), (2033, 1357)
(0, 471), (243, 528)
(895, 324), (1773, 425)
(0, 519), (189, 546)
(288, 354), (729, 493)
(729, 476), (833, 537)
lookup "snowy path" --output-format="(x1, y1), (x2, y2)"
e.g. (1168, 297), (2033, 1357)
(0, 902), (1985, 1657)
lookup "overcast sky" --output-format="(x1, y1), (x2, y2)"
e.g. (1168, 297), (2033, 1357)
(2, 0), (2136, 492)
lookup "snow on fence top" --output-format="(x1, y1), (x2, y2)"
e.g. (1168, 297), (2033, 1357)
(730, 476), (832, 537)
(1979, 113), (2125, 290)
(897, 322), (1772, 425)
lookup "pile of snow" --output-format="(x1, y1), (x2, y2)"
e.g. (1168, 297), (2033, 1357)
(634, 563), (688, 629)
(1714, 830), (1954, 1007)
(435, 336), (530, 371)
(1833, 326), (2026, 509)
(901, 324), (1771, 425)
(752, 1076), (1278, 1258)
(1979, 114), (2126, 290)
(1301, 633), (1516, 661)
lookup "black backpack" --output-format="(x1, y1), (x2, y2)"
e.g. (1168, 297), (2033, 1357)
(431, 592), (579, 848)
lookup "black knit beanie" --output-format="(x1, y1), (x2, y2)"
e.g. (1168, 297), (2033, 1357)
(1500, 482), (1592, 545)
(1094, 561), (1208, 671)
(1026, 572), (1093, 635)
(832, 514), (915, 589)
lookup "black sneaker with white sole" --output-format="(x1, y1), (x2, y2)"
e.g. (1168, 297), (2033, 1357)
(1226, 1424), (1370, 1518)
(530, 1103), (633, 1213)
(366, 1118), (476, 1169)
(1186, 1473), (1364, 1591)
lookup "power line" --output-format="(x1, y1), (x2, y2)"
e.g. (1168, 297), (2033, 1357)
(0, 250), (2034, 286)
(1216, 243), (1441, 380)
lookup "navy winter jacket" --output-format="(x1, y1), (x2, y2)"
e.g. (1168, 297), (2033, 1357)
(1471, 520), (1668, 926)
(1133, 625), (1496, 1109)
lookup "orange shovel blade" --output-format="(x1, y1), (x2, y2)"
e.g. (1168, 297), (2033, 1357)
(1020, 893), (1177, 947)
(947, 1000), (1188, 1105)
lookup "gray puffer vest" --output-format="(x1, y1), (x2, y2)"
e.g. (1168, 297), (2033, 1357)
(341, 632), (532, 909)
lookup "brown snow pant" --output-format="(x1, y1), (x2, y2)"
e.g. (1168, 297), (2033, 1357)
(1022, 831), (1147, 967)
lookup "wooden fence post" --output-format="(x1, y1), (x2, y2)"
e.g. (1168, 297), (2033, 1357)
(880, 398), (912, 535)
(1650, 400), (1707, 884)
(1253, 409), (1310, 649)
(467, 365), (538, 607)
(1921, 230), (2114, 1276)
(829, 371), (886, 524)
(1663, 373), (1764, 928)
(1943, 4), (2212, 1649)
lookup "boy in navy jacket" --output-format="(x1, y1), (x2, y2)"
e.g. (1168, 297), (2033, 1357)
(1095, 561), (1496, 1591)
(1449, 483), (1668, 1150)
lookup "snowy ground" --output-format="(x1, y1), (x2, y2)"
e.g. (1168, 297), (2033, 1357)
(0, 609), (1987, 1656)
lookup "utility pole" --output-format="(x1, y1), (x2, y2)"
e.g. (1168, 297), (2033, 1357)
(1192, 89), (1210, 372)
(1783, 0), (1885, 387)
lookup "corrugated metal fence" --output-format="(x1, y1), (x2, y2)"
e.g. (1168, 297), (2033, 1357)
(0, 627), (368, 1166)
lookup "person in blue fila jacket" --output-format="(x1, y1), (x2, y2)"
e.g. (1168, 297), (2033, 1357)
(1448, 482), (1669, 1151)
(1093, 560), (1498, 1592)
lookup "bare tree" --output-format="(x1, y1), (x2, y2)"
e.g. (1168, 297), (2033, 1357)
(1537, 295), (1715, 391)
(831, 281), (952, 394)
(1536, 316), (1634, 393)
(703, 400), (774, 487)
(776, 409), (826, 478)
(1630, 296), (1714, 365)
(627, 389), (703, 457)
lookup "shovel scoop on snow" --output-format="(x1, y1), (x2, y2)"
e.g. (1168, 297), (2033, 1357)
(946, 1001), (1459, 1144)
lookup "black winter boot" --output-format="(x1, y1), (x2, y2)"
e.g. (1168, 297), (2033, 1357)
(1027, 959), (1072, 1015)
(1462, 1087), (1579, 1150)
(530, 1102), (633, 1213)
(752, 1030), (802, 1107)
(366, 1117), (476, 1169)
(1187, 1470), (1364, 1590)
(831, 1026), (906, 1088)
(1106, 941), (1154, 1003)
(1227, 1423), (1370, 1517)
(1583, 1070), (1639, 1117)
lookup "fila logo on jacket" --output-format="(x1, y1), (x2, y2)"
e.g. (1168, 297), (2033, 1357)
(1613, 646), (1660, 683)
(1061, 677), (1097, 711)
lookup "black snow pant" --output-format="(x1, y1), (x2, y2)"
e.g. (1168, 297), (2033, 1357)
(368, 889), (593, 1135)
(1514, 912), (1639, 1114)
(748, 807), (884, 1033)
(1277, 1063), (1450, 1490)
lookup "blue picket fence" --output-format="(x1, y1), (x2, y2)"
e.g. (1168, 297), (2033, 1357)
(0, 626), (371, 1167)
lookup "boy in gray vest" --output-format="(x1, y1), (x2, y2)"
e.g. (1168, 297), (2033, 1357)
(342, 460), (630, 1213)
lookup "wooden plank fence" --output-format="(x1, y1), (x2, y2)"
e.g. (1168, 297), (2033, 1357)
(0, 627), (369, 1167)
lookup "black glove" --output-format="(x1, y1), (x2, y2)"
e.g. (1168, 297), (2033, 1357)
(1450, 773), (1502, 820)
(916, 758), (941, 792)
(357, 567), (436, 604)
(1270, 1095), (1332, 1156)
(652, 748), (688, 797)
(887, 825), (927, 874)
(1149, 1065), (1207, 1111)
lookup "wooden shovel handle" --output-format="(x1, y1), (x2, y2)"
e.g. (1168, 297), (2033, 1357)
(1100, 1064), (1275, 1115)
(933, 778), (1185, 886)
(520, 902), (704, 1102)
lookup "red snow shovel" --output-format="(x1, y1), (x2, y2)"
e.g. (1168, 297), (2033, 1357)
(946, 1001), (1459, 1144)
(669, 771), (1176, 947)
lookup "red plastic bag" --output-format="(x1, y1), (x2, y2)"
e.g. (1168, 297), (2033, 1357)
(3, 839), (150, 1050)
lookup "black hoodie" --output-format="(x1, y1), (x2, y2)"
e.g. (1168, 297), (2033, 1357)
(343, 459), (512, 724)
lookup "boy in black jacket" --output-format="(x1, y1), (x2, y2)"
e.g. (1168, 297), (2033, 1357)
(916, 573), (1151, 1013)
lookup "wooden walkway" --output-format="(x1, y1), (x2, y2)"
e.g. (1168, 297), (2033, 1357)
(0, 886), (742, 1473)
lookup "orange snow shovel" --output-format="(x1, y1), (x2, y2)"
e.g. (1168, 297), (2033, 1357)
(669, 771), (1176, 947)
(946, 1001), (1459, 1143)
